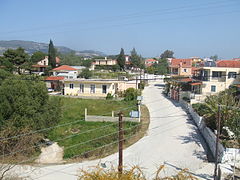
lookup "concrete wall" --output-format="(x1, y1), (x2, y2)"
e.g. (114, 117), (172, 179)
(180, 101), (225, 162)
(181, 101), (240, 169)
(86, 115), (140, 123)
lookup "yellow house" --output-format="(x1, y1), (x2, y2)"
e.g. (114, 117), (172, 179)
(62, 79), (139, 97)
(63, 79), (122, 97)
(191, 63), (240, 103)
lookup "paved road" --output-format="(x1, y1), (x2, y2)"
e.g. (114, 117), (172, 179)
(19, 80), (214, 179)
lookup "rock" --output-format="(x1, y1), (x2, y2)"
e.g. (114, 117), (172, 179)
(35, 142), (64, 164)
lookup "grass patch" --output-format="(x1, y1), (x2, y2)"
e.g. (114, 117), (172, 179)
(47, 97), (149, 160)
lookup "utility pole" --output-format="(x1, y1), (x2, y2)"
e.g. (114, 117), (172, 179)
(214, 104), (221, 180)
(118, 112), (124, 175)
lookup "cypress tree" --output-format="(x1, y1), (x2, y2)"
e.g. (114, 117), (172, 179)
(117, 48), (125, 71)
(48, 39), (56, 68)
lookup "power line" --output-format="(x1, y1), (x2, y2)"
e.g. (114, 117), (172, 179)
(1, 0), (237, 35)
(31, 121), (188, 179)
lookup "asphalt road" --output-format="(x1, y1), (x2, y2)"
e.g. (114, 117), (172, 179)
(19, 80), (214, 180)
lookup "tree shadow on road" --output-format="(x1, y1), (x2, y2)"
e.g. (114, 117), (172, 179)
(177, 120), (215, 162)
(164, 161), (214, 180)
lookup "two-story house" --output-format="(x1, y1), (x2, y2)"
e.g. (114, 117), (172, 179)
(169, 59), (193, 77)
(32, 56), (60, 75)
(191, 60), (240, 103)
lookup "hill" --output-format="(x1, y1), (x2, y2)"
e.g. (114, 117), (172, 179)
(0, 40), (106, 57)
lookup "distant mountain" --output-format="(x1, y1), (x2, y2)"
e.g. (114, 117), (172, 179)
(0, 40), (106, 57)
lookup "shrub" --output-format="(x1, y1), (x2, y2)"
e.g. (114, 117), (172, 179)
(124, 88), (140, 101)
(106, 93), (114, 100)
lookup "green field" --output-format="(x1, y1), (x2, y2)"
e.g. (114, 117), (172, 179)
(47, 97), (141, 159)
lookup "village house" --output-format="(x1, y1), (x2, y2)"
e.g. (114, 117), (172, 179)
(45, 76), (64, 91)
(62, 79), (139, 98)
(32, 56), (60, 75)
(169, 58), (193, 77)
(168, 60), (240, 104)
(191, 60), (240, 103)
(145, 59), (158, 67)
(51, 65), (78, 79)
(90, 57), (117, 70)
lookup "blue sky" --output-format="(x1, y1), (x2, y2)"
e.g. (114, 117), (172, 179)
(0, 0), (240, 58)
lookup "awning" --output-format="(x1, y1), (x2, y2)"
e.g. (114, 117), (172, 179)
(190, 82), (202, 86)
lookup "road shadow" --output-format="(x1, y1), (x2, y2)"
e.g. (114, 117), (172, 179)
(159, 94), (214, 162)
(154, 84), (165, 87)
(164, 162), (213, 180)
(177, 112), (215, 162)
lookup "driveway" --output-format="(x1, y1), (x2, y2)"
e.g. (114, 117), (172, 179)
(19, 80), (214, 179)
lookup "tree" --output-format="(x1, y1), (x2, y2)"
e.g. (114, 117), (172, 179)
(30, 51), (46, 63)
(0, 69), (12, 86)
(124, 88), (140, 101)
(79, 69), (92, 79)
(160, 50), (174, 59)
(48, 39), (57, 68)
(130, 48), (143, 68)
(116, 48), (125, 71)
(203, 90), (239, 133)
(210, 55), (218, 61)
(2, 47), (29, 74)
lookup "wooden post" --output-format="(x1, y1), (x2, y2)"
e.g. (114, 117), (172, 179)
(85, 108), (87, 121)
(118, 112), (123, 175)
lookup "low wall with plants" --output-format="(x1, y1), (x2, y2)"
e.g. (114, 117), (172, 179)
(180, 101), (225, 162)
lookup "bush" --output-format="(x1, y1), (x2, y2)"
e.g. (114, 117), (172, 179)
(79, 69), (92, 79)
(192, 103), (208, 117)
(182, 96), (190, 102)
(106, 93), (114, 100)
(124, 88), (140, 101)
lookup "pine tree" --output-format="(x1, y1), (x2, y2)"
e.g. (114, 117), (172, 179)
(117, 48), (125, 71)
(131, 48), (142, 68)
(48, 39), (56, 68)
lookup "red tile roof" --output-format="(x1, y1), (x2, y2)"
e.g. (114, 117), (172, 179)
(216, 60), (240, 68)
(52, 65), (77, 71)
(179, 78), (193, 82)
(190, 82), (202, 86)
(170, 59), (192, 68)
(145, 59), (158, 62)
(45, 76), (64, 81)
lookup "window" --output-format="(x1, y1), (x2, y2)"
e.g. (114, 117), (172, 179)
(90, 84), (95, 93)
(102, 85), (107, 94)
(183, 69), (187, 72)
(228, 72), (237, 79)
(211, 85), (216, 92)
(80, 84), (84, 93)
(212, 71), (222, 78)
(70, 83), (74, 89)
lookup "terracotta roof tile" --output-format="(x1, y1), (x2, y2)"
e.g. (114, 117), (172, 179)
(45, 76), (64, 81)
(52, 65), (77, 71)
(216, 60), (240, 68)
(170, 59), (192, 68)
